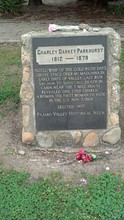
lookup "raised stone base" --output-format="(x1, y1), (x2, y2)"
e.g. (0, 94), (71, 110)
(20, 25), (121, 150)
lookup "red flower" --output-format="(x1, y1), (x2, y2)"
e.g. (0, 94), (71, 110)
(76, 152), (82, 160)
(85, 154), (92, 162)
(82, 154), (92, 164)
(76, 149), (94, 164)
(81, 154), (87, 163)
(76, 149), (85, 160)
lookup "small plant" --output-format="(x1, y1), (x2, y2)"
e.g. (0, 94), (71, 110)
(108, 2), (124, 15)
(0, 167), (124, 220)
(0, 0), (22, 15)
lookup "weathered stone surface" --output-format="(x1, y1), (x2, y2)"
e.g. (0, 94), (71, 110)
(22, 131), (34, 144)
(55, 132), (73, 147)
(110, 112), (119, 125)
(20, 84), (33, 102)
(112, 65), (120, 81)
(22, 67), (30, 82)
(22, 105), (30, 128)
(21, 47), (31, 65)
(43, 0), (77, 6)
(36, 133), (54, 148)
(111, 33), (121, 60)
(74, 131), (82, 145)
(111, 82), (120, 110)
(83, 132), (99, 147)
(102, 127), (121, 145)
(21, 34), (32, 52)
(18, 150), (25, 155)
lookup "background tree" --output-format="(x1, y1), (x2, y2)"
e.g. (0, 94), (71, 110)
(79, 0), (108, 7)
(28, 0), (42, 6)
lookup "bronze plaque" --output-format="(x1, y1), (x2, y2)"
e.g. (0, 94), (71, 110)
(32, 35), (107, 130)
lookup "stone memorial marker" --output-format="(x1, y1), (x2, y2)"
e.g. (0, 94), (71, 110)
(20, 25), (121, 149)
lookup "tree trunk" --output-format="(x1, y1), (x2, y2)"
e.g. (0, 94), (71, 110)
(28, 0), (42, 6)
(96, 0), (108, 7)
(86, 0), (108, 8)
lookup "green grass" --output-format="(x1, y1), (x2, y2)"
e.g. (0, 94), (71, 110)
(0, 45), (22, 117)
(0, 168), (124, 220)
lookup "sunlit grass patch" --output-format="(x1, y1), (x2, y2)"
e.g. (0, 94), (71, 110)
(0, 45), (22, 117)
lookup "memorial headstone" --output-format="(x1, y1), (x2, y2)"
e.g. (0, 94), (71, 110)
(20, 25), (121, 149)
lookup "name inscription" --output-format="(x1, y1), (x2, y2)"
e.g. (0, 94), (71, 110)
(36, 45), (104, 65)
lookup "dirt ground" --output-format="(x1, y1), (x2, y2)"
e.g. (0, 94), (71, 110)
(2, 1), (124, 23)
(0, 90), (124, 181)
(0, 2), (124, 181)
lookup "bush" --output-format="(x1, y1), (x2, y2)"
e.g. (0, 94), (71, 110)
(108, 2), (124, 15)
(0, 0), (22, 15)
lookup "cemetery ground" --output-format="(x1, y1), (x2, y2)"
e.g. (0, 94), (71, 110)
(0, 43), (124, 179)
(0, 43), (124, 219)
